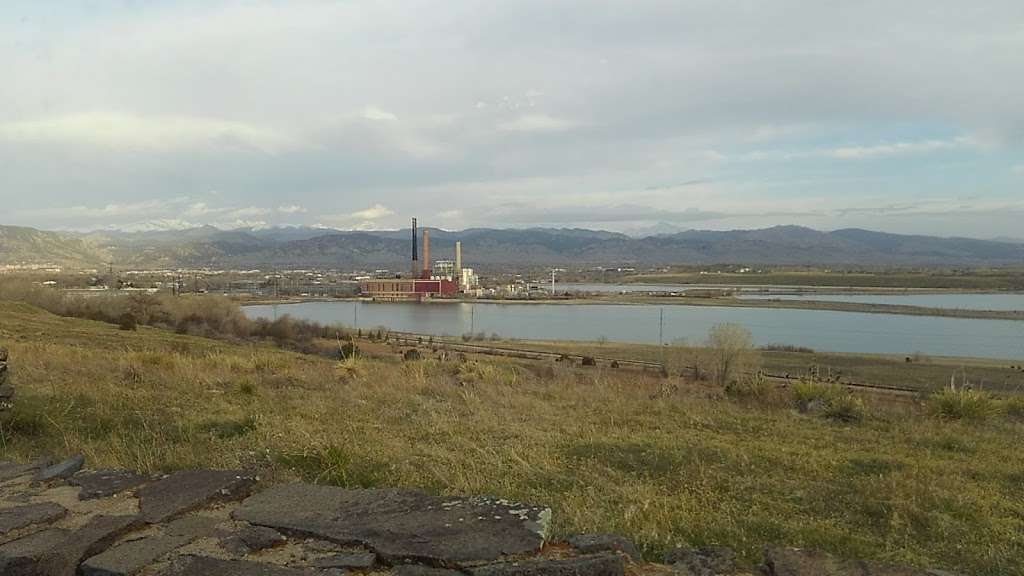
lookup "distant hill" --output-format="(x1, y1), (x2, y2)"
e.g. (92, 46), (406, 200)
(2, 224), (1023, 269)
(0, 225), (110, 268)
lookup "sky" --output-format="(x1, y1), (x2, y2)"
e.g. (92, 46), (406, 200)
(1, 1), (1023, 238)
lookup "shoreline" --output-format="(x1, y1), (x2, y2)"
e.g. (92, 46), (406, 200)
(237, 293), (1024, 322)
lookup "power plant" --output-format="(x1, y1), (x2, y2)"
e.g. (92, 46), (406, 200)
(359, 218), (477, 301)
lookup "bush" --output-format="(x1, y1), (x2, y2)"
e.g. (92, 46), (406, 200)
(725, 371), (772, 400)
(759, 344), (815, 353)
(117, 312), (138, 331)
(1001, 396), (1024, 420)
(791, 379), (864, 422)
(705, 324), (759, 386)
(823, 394), (866, 423)
(928, 388), (1003, 421)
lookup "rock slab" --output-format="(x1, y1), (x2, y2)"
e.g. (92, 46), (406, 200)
(71, 469), (150, 501)
(311, 552), (377, 569)
(137, 469), (256, 523)
(35, 454), (86, 483)
(42, 514), (143, 576)
(220, 525), (286, 556)
(0, 461), (40, 483)
(0, 528), (70, 575)
(81, 534), (195, 576)
(234, 484), (550, 566)
(0, 502), (67, 535)
(469, 553), (626, 576)
(158, 555), (309, 576)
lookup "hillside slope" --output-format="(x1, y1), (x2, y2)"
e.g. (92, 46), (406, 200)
(4, 224), (1024, 268)
(0, 225), (110, 267)
(0, 299), (1021, 574)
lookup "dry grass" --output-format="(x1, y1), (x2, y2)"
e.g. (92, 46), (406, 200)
(1, 301), (1022, 575)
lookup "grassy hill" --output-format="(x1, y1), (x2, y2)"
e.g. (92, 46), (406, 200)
(1, 301), (1023, 573)
(0, 225), (110, 267)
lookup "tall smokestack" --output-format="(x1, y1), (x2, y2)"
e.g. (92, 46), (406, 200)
(422, 229), (430, 278)
(411, 218), (418, 277)
(455, 241), (462, 275)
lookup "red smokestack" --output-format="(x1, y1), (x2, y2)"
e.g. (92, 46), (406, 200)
(422, 229), (431, 278)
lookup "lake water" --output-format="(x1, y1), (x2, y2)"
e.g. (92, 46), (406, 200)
(559, 283), (1024, 311)
(738, 293), (1024, 311)
(243, 301), (1024, 360)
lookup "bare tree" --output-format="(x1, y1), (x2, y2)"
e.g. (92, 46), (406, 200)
(706, 324), (757, 386)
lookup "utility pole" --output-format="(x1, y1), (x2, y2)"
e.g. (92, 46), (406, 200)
(353, 303), (358, 329)
(470, 305), (475, 335)
(551, 269), (556, 295)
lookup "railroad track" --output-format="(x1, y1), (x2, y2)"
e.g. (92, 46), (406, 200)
(386, 332), (921, 396)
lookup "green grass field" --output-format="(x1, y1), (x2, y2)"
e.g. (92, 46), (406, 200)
(1, 300), (1022, 574)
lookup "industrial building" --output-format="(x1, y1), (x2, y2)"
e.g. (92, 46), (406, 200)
(359, 218), (476, 301)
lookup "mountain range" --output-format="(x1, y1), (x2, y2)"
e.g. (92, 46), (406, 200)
(1, 224), (1023, 270)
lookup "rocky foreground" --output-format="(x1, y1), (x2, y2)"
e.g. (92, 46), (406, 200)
(0, 456), (963, 576)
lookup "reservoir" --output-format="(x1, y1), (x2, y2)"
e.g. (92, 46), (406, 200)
(737, 292), (1024, 311)
(243, 301), (1024, 360)
(560, 283), (1024, 311)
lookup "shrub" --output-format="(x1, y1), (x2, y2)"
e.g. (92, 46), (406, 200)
(117, 312), (138, 331)
(759, 344), (815, 353)
(823, 394), (866, 423)
(1001, 396), (1024, 420)
(791, 379), (864, 422)
(791, 378), (842, 407)
(705, 324), (759, 386)
(725, 371), (771, 400)
(928, 388), (1003, 421)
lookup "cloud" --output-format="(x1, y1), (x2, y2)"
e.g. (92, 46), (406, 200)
(227, 206), (272, 218)
(361, 107), (398, 122)
(498, 114), (574, 133)
(278, 204), (307, 214)
(829, 137), (975, 160)
(349, 204), (395, 220)
(493, 203), (727, 224)
(1013, 164), (1024, 175)
(0, 113), (299, 154)
(4, 1), (1024, 238)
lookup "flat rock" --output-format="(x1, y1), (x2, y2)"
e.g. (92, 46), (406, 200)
(469, 553), (625, 576)
(39, 514), (143, 576)
(71, 469), (150, 501)
(665, 546), (737, 575)
(311, 552), (377, 569)
(0, 461), (41, 483)
(234, 484), (550, 566)
(220, 525), (286, 556)
(164, 515), (223, 539)
(0, 528), (69, 575)
(392, 566), (464, 576)
(567, 533), (639, 561)
(0, 502), (67, 535)
(764, 547), (957, 576)
(35, 454), (86, 483)
(158, 555), (310, 576)
(137, 469), (256, 523)
(81, 534), (195, 576)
